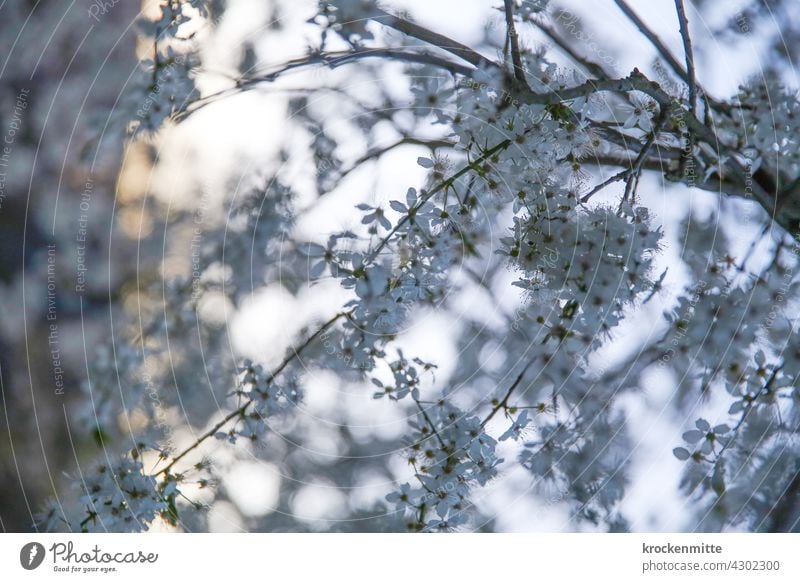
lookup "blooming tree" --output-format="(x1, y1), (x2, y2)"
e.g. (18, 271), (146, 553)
(28, 0), (800, 532)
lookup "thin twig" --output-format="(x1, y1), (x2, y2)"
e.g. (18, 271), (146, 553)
(715, 367), (781, 462)
(514, 68), (673, 107)
(673, 0), (697, 118)
(481, 361), (534, 428)
(533, 18), (611, 80)
(155, 311), (346, 477)
(176, 48), (475, 121)
(372, 7), (499, 71)
(415, 399), (446, 448)
(581, 105), (668, 203)
(502, 0), (528, 84)
(367, 138), (513, 261)
(335, 137), (455, 184)
(579, 168), (630, 203)
(513, 69), (775, 222)
(623, 106), (669, 201)
(613, 0), (688, 84)
(674, 0), (698, 185)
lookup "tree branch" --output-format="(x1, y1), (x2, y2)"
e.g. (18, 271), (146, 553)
(481, 361), (534, 428)
(334, 137), (455, 184)
(502, 0), (528, 84)
(532, 18), (612, 80)
(372, 7), (499, 71)
(366, 138), (514, 261)
(673, 0), (698, 119)
(579, 108), (667, 204)
(155, 311), (346, 477)
(513, 68), (670, 106)
(178, 48), (475, 120)
(512, 68), (785, 230)
(673, 0), (698, 185)
(612, 0), (688, 85)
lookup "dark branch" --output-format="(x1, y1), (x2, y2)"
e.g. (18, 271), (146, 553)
(613, 0), (688, 84)
(502, 0), (528, 84)
(673, 0), (698, 118)
(177, 48), (475, 120)
(532, 18), (612, 80)
(482, 361), (534, 428)
(372, 7), (499, 71)
(581, 106), (669, 203)
(155, 312), (346, 477)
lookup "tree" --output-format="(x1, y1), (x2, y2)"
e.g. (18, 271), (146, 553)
(26, 0), (800, 532)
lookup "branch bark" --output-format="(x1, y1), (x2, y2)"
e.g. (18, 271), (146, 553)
(372, 7), (498, 71)
(613, 0), (689, 85)
(674, 0), (698, 118)
(502, 0), (528, 84)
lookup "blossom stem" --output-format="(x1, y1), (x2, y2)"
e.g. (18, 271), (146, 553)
(715, 367), (782, 463)
(335, 137), (455, 186)
(367, 139), (513, 261)
(481, 360), (534, 428)
(415, 399), (446, 448)
(155, 311), (347, 477)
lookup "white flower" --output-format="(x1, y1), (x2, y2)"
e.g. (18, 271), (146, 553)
(499, 409), (531, 441)
(619, 95), (657, 132)
(411, 75), (455, 116)
(385, 483), (420, 509)
(357, 203), (392, 231)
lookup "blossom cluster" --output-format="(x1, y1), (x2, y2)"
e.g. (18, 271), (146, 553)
(387, 400), (501, 531)
(39, 448), (169, 533)
(123, 1), (203, 136)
